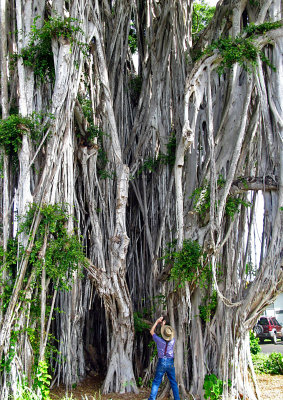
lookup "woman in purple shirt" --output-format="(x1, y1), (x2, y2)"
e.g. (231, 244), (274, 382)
(148, 316), (180, 400)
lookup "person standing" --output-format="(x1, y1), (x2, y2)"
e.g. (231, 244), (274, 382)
(148, 316), (180, 400)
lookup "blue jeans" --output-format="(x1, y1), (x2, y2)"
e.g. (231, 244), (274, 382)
(148, 358), (180, 400)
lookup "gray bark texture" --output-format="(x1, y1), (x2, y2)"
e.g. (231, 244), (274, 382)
(0, 0), (282, 399)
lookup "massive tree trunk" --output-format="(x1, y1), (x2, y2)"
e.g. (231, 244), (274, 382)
(0, 0), (282, 399)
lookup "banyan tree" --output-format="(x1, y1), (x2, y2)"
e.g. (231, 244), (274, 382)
(0, 0), (282, 399)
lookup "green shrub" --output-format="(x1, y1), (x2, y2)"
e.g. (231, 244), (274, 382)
(137, 132), (176, 175)
(264, 353), (283, 375)
(250, 330), (261, 355)
(252, 352), (283, 374)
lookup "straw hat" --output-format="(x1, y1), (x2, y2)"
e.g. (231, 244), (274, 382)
(161, 324), (174, 341)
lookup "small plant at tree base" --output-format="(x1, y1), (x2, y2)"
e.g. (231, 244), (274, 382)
(14, 378), (39, 400)
(203, 374), (231, 400)
(249, 330), (261, 355)
(137, 376), (143, 387)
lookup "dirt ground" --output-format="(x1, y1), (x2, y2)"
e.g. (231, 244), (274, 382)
(50, 373), (283, 400)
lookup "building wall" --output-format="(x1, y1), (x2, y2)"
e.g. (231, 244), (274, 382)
(264, 293), (283, 324)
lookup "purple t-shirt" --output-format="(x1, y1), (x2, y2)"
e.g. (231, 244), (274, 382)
(153, 333), (175, 358)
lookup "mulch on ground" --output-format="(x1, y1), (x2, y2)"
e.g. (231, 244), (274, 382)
(50, 373), (283, 400)
(50, 374), (152, 400)
(256, 374), (283, 400)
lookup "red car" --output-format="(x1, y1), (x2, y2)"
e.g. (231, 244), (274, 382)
(254, 316), (283, 344)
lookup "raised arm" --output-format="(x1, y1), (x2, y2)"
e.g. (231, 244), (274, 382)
(150, 316), (165, 336)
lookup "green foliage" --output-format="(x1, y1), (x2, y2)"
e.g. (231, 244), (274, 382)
(18, 203), (86, 289)
(33, 360), (52, 399)
(203, 374), (231, 400)
(128, 75), (143, 106)
(148, 340), (158, 361)
(14, 378), (39, 400)
(133, 294), (166, 333)
(245, 261), (256, 278)
(252, 352), (283, 374)
(137, 376), (143, 387)
(190, 176), (251, 221)
(199, 290), (217, 322)
(77, 96), (111, 179)
(79, 98), (105, 144)
(0, 113), (45, 155)
(0, 330), (19, 373)
(164, 132), (177, 168)
(244, 21), (282, 37)
(0, 240), (24, 313)
(264, 353), (283, 375)
(249, 0), (259, 6)
(133, 312), (150, 333)
(162, 239), (210, 288)
(203, 22), (282, 74)
(225, 196), (252, 218)
(128, 22), (138, 54)
(137, 133), (176, 176)
(249, 331), (261, 355)
(13, 15), (88, 81)
(192, 1), (215, 35)
(209, 36), (259, 74)
(190, 180), (210, 219)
